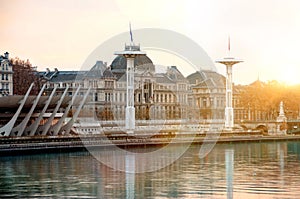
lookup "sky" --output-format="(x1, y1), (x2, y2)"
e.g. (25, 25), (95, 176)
(1, 0), (300, 85)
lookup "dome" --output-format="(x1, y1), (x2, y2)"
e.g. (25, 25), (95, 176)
(110, 55), (155, 73)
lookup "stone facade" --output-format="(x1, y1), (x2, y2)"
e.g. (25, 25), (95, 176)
(0, 52), (13, 96)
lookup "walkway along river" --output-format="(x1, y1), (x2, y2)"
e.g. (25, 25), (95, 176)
(1, 131), (300, 156)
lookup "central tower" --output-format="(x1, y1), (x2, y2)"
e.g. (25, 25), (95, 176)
(216, 39), (242, 130)
(115, 44), (146, 133)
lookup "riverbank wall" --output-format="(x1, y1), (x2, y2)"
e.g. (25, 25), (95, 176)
(1, 133), (300, 156)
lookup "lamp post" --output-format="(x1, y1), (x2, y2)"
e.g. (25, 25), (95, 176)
(216, 37), (243, 130)
(115, 44), (145, 133)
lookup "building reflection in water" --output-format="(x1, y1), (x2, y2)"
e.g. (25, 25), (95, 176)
(3, 142), (300, 198)
(278, 142), (285, 186)
(225, 149), (234, 199)
(88, 143), (191, 173)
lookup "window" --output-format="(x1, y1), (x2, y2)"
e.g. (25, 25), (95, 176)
(94, 93), (98, 101)
(202, 98), (207, 107)
(105, 93), (112, 101)
(1, 74), (4, 80)
(105, 81), (114, 88)
(93, 80), (98, 88)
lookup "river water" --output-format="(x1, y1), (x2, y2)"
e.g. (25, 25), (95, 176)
(1, 141), (300, 198)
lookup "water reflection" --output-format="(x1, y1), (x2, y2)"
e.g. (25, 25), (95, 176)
(125, 154), (135, 199)
(225, 149), (234, 199)
(1, 142), (300, 198)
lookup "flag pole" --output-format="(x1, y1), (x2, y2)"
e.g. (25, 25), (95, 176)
(129, 22), (133, 45)
(228, 35), (230, 57)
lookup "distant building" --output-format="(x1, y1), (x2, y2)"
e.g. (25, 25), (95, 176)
(187, 70), (250, 122)
(0, 52), (13, 96)
(187, 70), (226, 120)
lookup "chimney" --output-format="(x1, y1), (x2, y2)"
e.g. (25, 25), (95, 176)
(4, 52), (9, 59)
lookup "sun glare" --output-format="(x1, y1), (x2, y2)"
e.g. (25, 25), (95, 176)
(280, 65), (300, 85)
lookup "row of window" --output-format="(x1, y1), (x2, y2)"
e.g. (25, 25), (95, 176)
(1, 83), (9, 90)
(1, 63), (10, 71)
(47, 82), (84, 89)
(155, 84), (187, 91)
(194, 88), (226, 93)
(197, 97), (225, 108)
(48, 81), (116, 89)
(196, 97), (240, 108)
(115, 81), (187, 91)
(91, 91), (188, 104)
(1, 74), (9, 81)
(47, 81), (189, 93)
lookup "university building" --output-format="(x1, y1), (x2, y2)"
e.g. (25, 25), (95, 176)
(43, 45), (190, 121)
(41, 44), (256, 123)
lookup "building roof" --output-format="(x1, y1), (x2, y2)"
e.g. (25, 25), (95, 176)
(102, 68), (116, 79)
(187, 70), (225, 88)
(84, 61), (107, 78)
(39, 71), (86, 82)
(165, 66), (186, 82)
(155, 73), (177, 84)
(0, 52), (9, 63)
(249, 79), (265, 88)
(110, 55), (155, 76)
